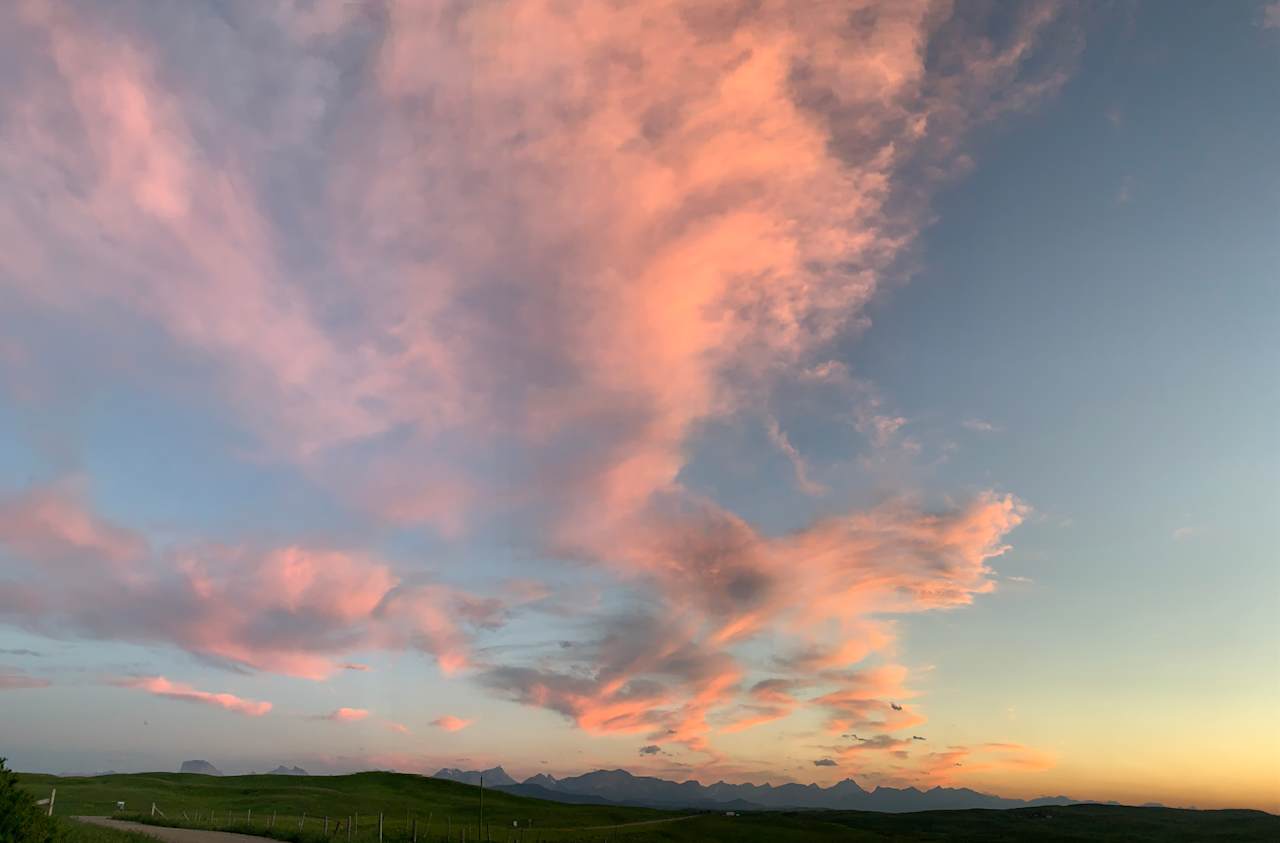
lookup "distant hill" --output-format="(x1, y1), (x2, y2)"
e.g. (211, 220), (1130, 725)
(432, 766), (517, 787)
(440, 766), (1078, 812)
(178, 760), (221, 775)
(268, 765), (309, 776)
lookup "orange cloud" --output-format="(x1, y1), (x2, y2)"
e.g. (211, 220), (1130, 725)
(113, 675), (271, 717)
(324, 707), (369, 722)
(431, 715), (473, 732)
(484, 493), (1023, 756)
(912, 742), (1057, 786)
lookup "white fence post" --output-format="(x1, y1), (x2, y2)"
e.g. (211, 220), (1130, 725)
(35, 788), (56, 817)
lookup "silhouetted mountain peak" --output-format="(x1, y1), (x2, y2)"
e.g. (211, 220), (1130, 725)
(487, 766), (1076, 812)
(433, 766), (517, 787)
(523, 773), (559, 788)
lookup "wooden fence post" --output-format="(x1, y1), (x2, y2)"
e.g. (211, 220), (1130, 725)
(324, 816), (329, 835)
(247, 808), (252, 826)
(347, 816), (352, 842)
(300, 811), (307, 831)
(412, 817), (417, 843)
(378, 811), (383, 843)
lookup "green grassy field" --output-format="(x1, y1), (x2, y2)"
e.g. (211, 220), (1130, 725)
(18, 771), (1280, 842)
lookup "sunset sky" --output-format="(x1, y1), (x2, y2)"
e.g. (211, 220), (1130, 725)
(1, 0), (1277, 813)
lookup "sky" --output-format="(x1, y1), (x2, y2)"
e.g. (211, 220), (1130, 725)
(0, 0), (1277, 813)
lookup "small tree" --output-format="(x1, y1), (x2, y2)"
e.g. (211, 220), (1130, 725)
(0, 757), (58, 843)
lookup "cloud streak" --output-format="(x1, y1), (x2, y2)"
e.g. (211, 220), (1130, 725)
(113, 675), (271, 717)
(0, 668), (50, 690)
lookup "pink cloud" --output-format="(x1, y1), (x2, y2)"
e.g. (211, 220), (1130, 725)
(322, 707), (369, 722)
(431, 716), (473, 733)
(0, 482), (505, 679)
(0, 669), (50, 690)
(0, 1), (1076, 777)
(386, 721), (410, 735)
(0, 481), (146, 568)
(0, 1), (1078, 538)
(113, 675), (271, 717)
(1264, 3), (1280, 29)
(485, 493), (1025, 756)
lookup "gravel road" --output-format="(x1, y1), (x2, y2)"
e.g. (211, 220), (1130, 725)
(74, 817), (278, 843)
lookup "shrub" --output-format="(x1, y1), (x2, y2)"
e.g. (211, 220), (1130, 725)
(0, 757), (58, 843)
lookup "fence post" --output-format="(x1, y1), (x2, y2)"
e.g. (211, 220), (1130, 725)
(270, 811), (275, 829)
(247, 808), (252, 827)
(412, 817), (417, 843)
(324, 816), (329, 835)
(378, 812), (383, 843)
(300, 811), (307, 831)
(347, 816), (351, 842)
(47, 788), (56, 817)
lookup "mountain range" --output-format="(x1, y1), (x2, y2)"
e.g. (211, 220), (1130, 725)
(433, 766), (1079, 813)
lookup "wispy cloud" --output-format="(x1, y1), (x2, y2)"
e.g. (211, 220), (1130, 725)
(1264, 2), (1280, 29)
(112, 675), (271, 716)
(764, 416), (827, 496)
(0, 668), (50, 690)
(961, 418), (1003, 434)
(319, 707), (369, 723)
(431, 715), (474, 733)
(1172, 526), (1198, 541)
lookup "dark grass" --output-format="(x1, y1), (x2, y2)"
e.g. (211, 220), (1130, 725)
(19, 770), (1280, 842)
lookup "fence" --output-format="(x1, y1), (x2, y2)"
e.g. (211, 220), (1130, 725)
(118, 804), (556, 843)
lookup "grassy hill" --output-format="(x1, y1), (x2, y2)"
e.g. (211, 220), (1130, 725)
(17, 770), (1279, 842)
